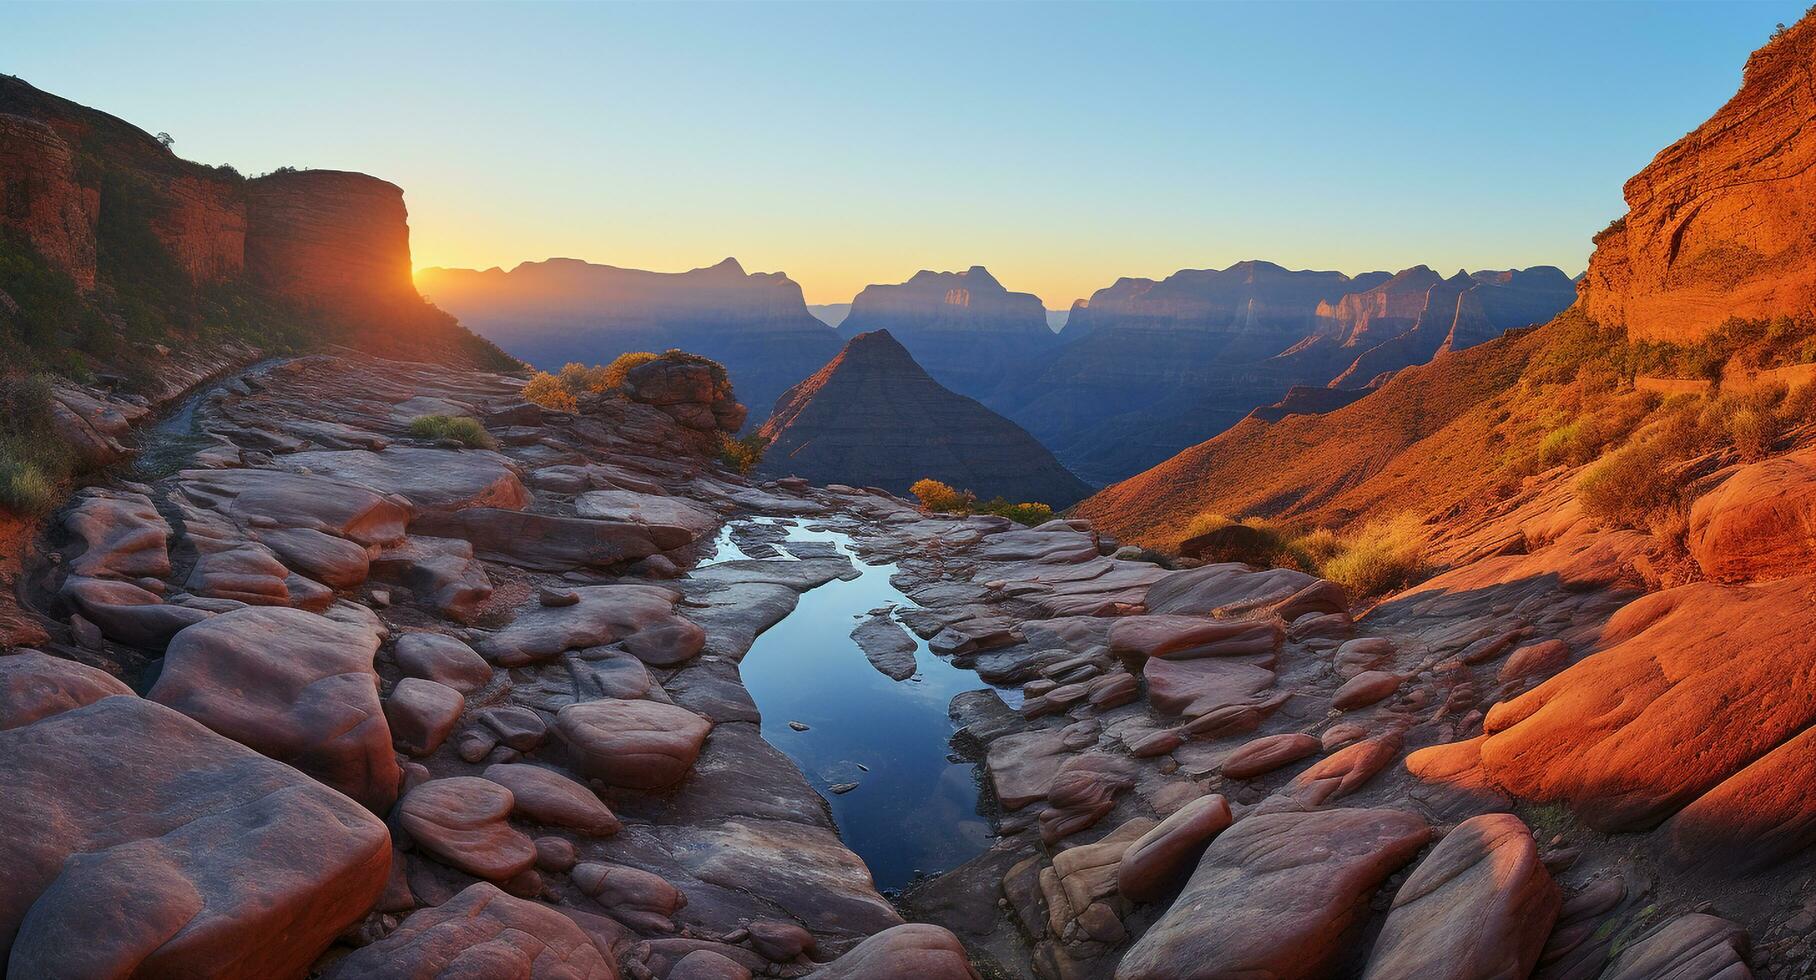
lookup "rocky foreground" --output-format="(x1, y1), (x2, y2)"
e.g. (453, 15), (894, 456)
(3, 347), (1811, 979)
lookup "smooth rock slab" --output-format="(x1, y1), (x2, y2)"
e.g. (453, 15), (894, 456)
(394, 631), (494, 694)
(1116, 807), (1430, 980)
(555, 699), (712, 790)
(478, 585), (702, 667)
(1117, 794), (1234, 903)
(1142, 655), (1275, 716)
(1221, 733), (1321, 780)
(1332, 670), (1402, 710)
(576, 488), (719, 538)
(398, 777), (537, 883)
(1602, 913), (1752, 980)
(148, 606), (400, 811)
(1361, 813), (1560, 980)
(324, 881), (616, 979)
(385, 677), (465, 757)
(851, 612), (917, 681)
(806, 924), (980, 980)
(0, 651), (132, 731)
(279, 446), (530, 512)
(1, 697), (391, 976)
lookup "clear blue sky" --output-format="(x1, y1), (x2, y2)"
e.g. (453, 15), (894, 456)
(7, 1), (1805, 306)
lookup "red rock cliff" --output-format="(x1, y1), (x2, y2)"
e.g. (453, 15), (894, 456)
(1581, 14), (1816, 340)
(245, 170), (418, 316)
(0, 113), (98, 289)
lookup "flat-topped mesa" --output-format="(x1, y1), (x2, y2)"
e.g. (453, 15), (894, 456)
(1580, 13), (1816, 341)
(245, 169), (419, 317)
(756, 330), (1091, 507)
(416, 256), (842, 424)
(839, 265), (1056, 403)
(1061, 260), (1387, 351)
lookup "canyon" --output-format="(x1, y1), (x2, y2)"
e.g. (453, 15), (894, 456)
(3, 10), (1816, 980)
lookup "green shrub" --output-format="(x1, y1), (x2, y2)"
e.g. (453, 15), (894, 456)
(977, 497), (1054, 527)
(719, 433), (768, 475)
(0, 455), (53, 515)
(407, 414), (495, 449)
(1319, 514), (1428, 599)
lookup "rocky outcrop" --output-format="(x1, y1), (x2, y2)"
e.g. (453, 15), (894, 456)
(0, 112), (97, 288)
(245, 169), (419, 316)
(838, 266), (1056, 403)
(417, 257), (841, 422)
(755, 330), (1090, 506)
(1316, 265), (1444, 348)
(1581, 14), (1816, 340)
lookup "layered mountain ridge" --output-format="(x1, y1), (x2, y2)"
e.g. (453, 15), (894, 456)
(756, 330), (1091, 507)
(417, 257), (842, 424)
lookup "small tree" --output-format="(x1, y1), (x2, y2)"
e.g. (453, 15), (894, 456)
(155, 132), (174, 149)
(719, 433), (768, 475)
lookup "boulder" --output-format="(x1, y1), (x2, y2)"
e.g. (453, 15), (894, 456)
(0, 651), (132, 730)
(176, 467), (409, 546)
(277, 446), (530, 512)
(1, 697), (391, 976)
(412, 508), (671, 571)
(1601, 913), (1752, 980)
(1117, 794), (1234, 903)
(805, 924), (979, 980)
(1331, 670), (1402, 710)
(394, 631), (494, 694)
(555, 699), (712, 789)
(482, 763), (622, 836)
(1688, 448), (1816, 583)
(1282, 732), (1402, 806)
(385, 677), (465, 757)
(148, 606), (400, 811)
(59, 575), (211, 649)
(670, 950), (751, 980)
(370, 535), (494, 623)
(575, 489), (719, 539)
(852, 612), (918, 681)
(397, 777), (537, 883)
(63, 488), (170, 580)
(1142, 655), (1275, 716)
(477, 585), (701, 667)
(571, 862), (686, 933)
(1361, 813), (1561, 980)
(1220, 733), (1321, 780)
(324, 882), (617, 979)
(1116, 808), (1430, 980)
(1109, 615), (1281, 662)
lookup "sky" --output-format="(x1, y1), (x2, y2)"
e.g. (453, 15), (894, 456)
(7, 1), (1807, 307)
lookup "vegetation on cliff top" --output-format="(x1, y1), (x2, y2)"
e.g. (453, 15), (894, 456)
(407, 414), (495, 449)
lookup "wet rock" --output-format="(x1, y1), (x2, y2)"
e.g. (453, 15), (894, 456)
(1117, 808), (1430, 980)
(1361, 813), (1560, 980)
(1117, 794), (1234, 903)
(851, 611), (917, 681)
(1, 697), (390, 976)
(483, 763), (622, 836)
(148, 605), (400, 811)
(1601, 913), (1751, 980)
(385, 677), (465, 756)
(555, 699), (712, 789)
(394, 631), (494, 693)
(397, 777), (537, 883)
(1221, 733), (1321, 780)
(323, 882), (616, 979)
(805, 924), (979, 979)
(0, 650), (132, 730)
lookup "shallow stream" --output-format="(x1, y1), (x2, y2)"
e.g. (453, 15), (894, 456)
(706, 518), (1009, 891)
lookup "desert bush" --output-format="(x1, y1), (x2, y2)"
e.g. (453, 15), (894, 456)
(911, 478), (972, 513)
(0, 455), (53, 515)
(558, 362), (612, 395)
(977, 497), (1054, 527)
(407, 414), (494, 449)
(1284, 527), (1343, 571)
(603, 351), (660, 390)
(1319, 514), (1428, 599)
(1577, 440), (1684, 530)
(718, 433), (768, 475)
(1727, 407), (1775, 462)
(521, 371), (578, 412)
(1181, 511), (1234, 540)
(0, 374), (73, 516)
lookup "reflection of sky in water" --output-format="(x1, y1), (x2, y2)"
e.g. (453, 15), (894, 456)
(710, 519), (1001, 891)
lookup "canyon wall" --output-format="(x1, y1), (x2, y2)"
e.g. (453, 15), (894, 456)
(838, 265), (1055, 405)
(245, 170), (418, 315)
(0, 112), (98, 289)
(1580, 15), (1816, 340)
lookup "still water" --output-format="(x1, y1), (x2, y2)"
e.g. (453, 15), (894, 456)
(707, 519), (1002, 892)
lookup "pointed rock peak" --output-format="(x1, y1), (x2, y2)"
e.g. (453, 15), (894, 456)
(1383, 265), (1442, 288)
(843, 329), (914, 361)
(964, 264), (1001, 287)
(703, 256), (747, 277)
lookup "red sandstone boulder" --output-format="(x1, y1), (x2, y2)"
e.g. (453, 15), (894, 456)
(805, 924), (979, 980)
(478, 585), (702, 667)
(571, 862), (687, 933)
(385, 677), (465, 757)
(1601, 913), (1752, 980)
(394, 631), (494, 693)
(482, 763), (622, 837)
(1, 697), (390, 976)
(1109, 615), (1282, 662)
(148, 606), (400, 811)
(1282, 732), (1403, 807)
(0, 651), (132, 731)
(1116, 794), (1234, 903)
(398, 777), (538, 883)
(1688, 448), (1816, 584)
(324, 881), (617, 979)
(1361, 813), (1561, 980)
(1220, 733), (1321, 780)
(1116, 807), (1430, 980)
(554, 699), (712, 790)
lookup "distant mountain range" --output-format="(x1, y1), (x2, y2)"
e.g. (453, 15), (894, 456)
(423, 255), (1574, 487)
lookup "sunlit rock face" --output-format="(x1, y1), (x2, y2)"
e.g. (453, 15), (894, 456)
(757, 329), (1091, 507)
(416, 257), (842, 424)
(839, 266), (1057, 405)
(1581, 15), (1816, 341)
(245, 169), (419, 316)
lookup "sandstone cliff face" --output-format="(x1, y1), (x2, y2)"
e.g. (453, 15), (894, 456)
(1315, 266), (1442, 348)
(417, 257), (842, 426)
(1581, 16), (1816, 340)
(838, 266), (1055, 405)
(245, 170), (417, 315)
(0, 113), (97, 289)
(756, 330), (1090, 507)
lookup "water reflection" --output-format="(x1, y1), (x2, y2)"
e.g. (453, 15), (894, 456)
(709, 519), (1001, 891)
